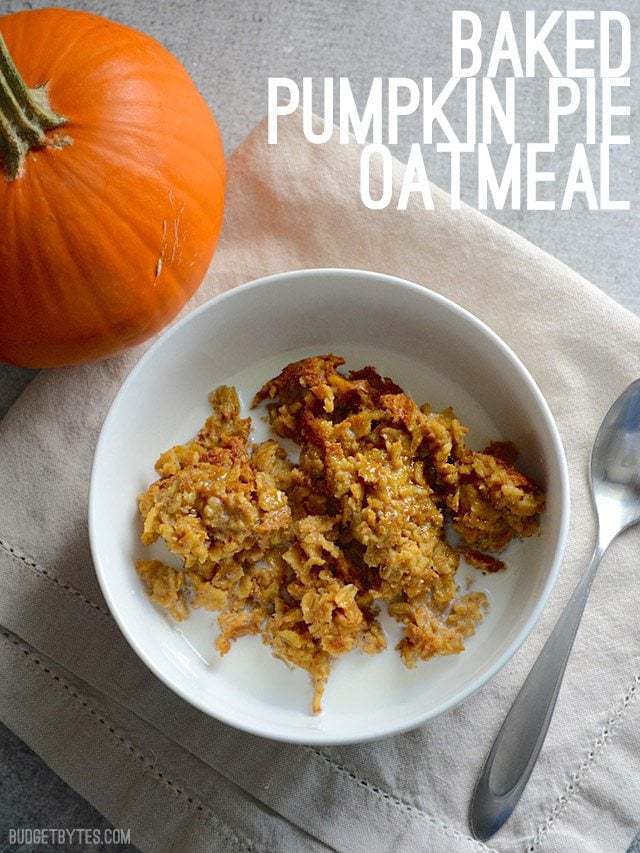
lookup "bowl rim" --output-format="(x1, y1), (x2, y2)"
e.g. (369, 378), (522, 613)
(89, 267), (570, 744)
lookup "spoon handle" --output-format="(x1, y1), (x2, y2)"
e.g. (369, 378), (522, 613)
(469, 547), (604, 841)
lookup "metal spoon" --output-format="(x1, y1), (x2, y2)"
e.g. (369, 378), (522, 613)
(470, 378), (640, 841)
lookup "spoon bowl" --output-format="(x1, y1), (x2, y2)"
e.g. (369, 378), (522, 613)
(590, 378), (640, 538)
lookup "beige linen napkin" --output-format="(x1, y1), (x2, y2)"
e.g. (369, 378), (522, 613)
(1, 113), (639, 853)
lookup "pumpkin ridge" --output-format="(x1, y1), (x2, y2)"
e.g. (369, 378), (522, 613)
(26, 162), (117, 336)
(38, 152), (191, 324)
(0, 185), (37, 330)
(20, 15), (107, 87)
(74, 120), (223, 174)
(44, 149), (171, 263)
(55, 133), (221, 230)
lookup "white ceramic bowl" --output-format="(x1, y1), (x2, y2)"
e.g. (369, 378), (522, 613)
(89, 269), (569, 744)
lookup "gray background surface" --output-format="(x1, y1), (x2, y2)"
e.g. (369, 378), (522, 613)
(0, 0), (637, 846)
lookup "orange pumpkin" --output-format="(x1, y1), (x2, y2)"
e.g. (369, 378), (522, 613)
(0, 8), (225, 368)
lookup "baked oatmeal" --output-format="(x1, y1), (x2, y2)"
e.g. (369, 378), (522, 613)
(136, 356), (545, 712)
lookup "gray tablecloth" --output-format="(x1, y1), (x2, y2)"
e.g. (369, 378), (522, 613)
(0, 113), (639, 852)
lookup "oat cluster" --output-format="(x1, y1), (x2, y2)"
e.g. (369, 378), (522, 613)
(136, 356), (544, 712)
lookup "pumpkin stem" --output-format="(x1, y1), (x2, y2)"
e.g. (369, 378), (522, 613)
(0, 34), (67, 180)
